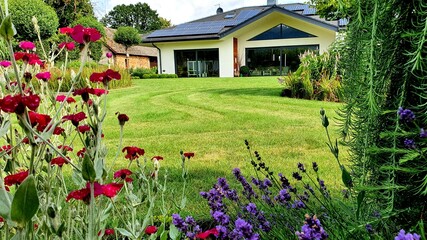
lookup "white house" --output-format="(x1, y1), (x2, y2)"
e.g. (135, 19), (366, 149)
(142, 1), (346, 78)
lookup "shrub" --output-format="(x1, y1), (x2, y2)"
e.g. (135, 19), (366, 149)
(131, 67), (156, 78)
(9, 0), (59, 41)
(240, 66), (250, 76)
(141, 73), (177, 79)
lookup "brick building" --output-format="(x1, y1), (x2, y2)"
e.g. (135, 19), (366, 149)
(102, 27), (158, 69)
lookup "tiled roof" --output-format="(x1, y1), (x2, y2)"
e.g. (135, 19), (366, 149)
(144, 3), (347, 43)
(105, 28), (158, 57)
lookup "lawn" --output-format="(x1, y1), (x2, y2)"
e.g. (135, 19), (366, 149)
(100, 76), (345, 218)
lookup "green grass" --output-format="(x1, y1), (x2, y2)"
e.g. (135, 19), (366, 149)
(100, 76), (345, 218)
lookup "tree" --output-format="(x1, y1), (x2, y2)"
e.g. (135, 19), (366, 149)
(159, 17), (172, 29)
(101, 3), (163, 33)
(9, 0), (59, 41)
(44, 0), (94, 27)
(309, 0), (351, 20)
(72, 16), (105, 62)
(114, 26), (141, 68)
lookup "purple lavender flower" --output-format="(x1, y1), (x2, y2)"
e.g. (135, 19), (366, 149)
(292, 200), (306, 209)
(232, 168), (257, 200)
(366, 224), (374, 234)
(295, 214), (328, 240)
(278, 173), (290, 188)
(293, 172), (303, 181)
(229, 218), (259, 240)
(212, 211), (230, 225)
(245, 203), (258, 215)
(404, 138), (416, 149)
(312, 162), (319, 172)
(172, 213), (187, 232)
(420, 128), (427, 138)
(298, 162), (306, 172)
(275, 189), (291, 204)
(395, 229), (420, 240)
(398, 107), (415, 122)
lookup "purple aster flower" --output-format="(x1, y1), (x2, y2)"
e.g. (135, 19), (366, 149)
(395, 229), (421, 240)
(404, 139), (416, 149)
(398, 107), (415, 122)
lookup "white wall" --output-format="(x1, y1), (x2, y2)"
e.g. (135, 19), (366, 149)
(155, 11), (337, 77)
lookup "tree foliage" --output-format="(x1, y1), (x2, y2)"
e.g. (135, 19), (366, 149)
(338, 0), (427, 231)
(9, 0), (59, 41)
(101, 3), (164, 33)
(72, 16), (105, 62)
(44, 0), (94, 27)
(309, 0), (351, 20)
(114, 26), (140, 50)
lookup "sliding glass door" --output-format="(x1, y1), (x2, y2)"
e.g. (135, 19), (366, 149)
(175, 49), (219, 78)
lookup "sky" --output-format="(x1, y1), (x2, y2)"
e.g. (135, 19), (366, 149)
(94, 0), (306, 25)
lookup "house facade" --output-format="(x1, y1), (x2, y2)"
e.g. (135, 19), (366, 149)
(102, 27), (158, 69)
(143, 2), (346, 78)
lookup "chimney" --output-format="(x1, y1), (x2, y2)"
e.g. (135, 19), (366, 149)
(267, 0), (277, 5)
(216, 6), (223, 14)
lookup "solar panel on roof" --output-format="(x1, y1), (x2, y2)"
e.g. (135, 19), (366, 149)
(235, 9), (261, 20)
(224, 14), (235, 19)
(284, 4), (306, 11)
(303, 7), (316, 15)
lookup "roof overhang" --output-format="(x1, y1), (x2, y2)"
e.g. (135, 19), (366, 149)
(143, 5), (339, 44)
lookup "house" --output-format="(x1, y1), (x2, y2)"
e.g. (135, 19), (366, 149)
(102, 27), (158, 69)
(142, 1), (347, 77)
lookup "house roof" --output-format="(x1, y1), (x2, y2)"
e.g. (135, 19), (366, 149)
(105, 28), (158, 57)
(143, 3), (347, 43)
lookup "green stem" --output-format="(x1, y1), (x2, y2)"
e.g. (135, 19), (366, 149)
(107, 125), (124, 173)
(88, 182), (95, 240)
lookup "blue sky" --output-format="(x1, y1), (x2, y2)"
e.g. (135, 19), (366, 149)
(94, 0), (306, 25)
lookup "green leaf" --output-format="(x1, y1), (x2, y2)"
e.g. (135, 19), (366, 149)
(82, 154), (96, 182)
(11, 176), (39, 227)
(341, 165), (353, 188)
(399, 152), (420, 164)
(94, 157), (104, 180)
(356, 190), (365, 219)
(180, 196), (187, 209)
(160, 231), (169, 240)
(116, 228), (133, 237)
(0, 16), (15, 41)
(0, 120), (10, 139)
(169, 224), (180, 240)
(0, 187), (12, 218)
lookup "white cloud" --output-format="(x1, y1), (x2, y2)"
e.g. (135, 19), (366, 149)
(97, 0), (306, 25)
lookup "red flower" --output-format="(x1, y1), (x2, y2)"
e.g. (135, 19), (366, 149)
(0, 60), (11, 68)
(145, 225), (158, 235)
(1, 95), (24, 114)
(62, 112), (87, 127)
(58, 42), (75, 51)
(89, 69), (121, 84)
(22, 94), (41, 111)
(78, 124), (91, 133)
(196, 228), (219, 239)
(53, 127), (65, 135)
(19, 41), (35, 51)
(14, 52), (42, 65)
(35, 71), (51, 81)
(113, 169), (132, 182)
(73, 88), (108, 102)
(66, 182), (103, 203)
(122, 146), (145, 160)
(116, 112), (129, 126)
(77, 148), (86, 158)
(151, 156), (163, 161)
(58, 145), (73, 152)
(102, 183), (123, 198)
(51, 156), (71, 167)
(98, 228), (115, 236)
(91, 88), (108, 96)
(0, 145), (12, 155)
(0, 217), (3, 222)
(70, 25), (101, 44)
(183, 152), (195, 159)
(59, 27), (73, 34)
(56, 95), (76, 103)
(28, 111), (52, 132)
(4, 170), (29, 186)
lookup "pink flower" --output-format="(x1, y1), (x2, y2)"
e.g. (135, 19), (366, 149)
(56, 95), (76, 103)
(58, 42), (75, 51)
(106, 52), (113, 58)
(19, 41), (36, 51)
(0, 60), (11, 68)
(102, 183), (123, 198)
(145, 225), (158, 235)
(113, 169), (132, 182)
(70, 25), (101, 44)
(196, 228), (219, 239)
(89, 69), (121, 84)
(14, 52), (42, 66)
(35, 71), (51, 81)
(59, 27), (74, 34)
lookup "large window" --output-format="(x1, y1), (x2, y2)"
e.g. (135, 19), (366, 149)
(246, 45), (318, 76)
(249, 24), (316, 41)
(175, 49), (219, 78)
